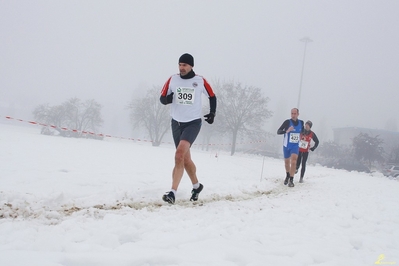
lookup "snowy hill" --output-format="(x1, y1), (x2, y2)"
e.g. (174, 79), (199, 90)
(0, 123), (398, 266)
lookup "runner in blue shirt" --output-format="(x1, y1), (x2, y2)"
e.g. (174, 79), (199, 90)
(277, 108), (304, 187)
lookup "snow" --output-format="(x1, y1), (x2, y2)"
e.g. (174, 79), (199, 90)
(0, 122), (398, 266)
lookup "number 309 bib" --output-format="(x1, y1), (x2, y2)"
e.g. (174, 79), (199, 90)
(176, 87), (195, 105)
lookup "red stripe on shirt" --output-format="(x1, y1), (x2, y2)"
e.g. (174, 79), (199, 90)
(160, 76), (172, 96)
(203, 77), (215, 97)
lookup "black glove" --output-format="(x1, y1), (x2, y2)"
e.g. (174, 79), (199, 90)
(160, 92), (174, 105)
(310, 147), (315, 152)
(204, 112), (215, 124)
(166, 92), (174, 104)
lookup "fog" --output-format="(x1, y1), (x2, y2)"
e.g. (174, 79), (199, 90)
(1, 1), (399, 140)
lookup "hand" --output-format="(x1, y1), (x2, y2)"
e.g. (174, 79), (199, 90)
(286, 126), (294, 133)
(166, 92), (174, 104)
(204, 112), (215, 124)
(310, 147), (315, 152)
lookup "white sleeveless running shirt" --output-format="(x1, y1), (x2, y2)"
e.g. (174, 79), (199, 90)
(161, 74), (215, 123)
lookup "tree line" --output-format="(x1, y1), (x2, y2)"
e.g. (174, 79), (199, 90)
(32, 81), (273, 155)
(316, 133), (399, 170)
(32, 81), (399, 164)
(33, 97), (103, 139)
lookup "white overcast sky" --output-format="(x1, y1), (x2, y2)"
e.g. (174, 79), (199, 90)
(1, 0), (399, 138)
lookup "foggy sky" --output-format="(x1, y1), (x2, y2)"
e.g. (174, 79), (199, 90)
(1, 0), (399, 139)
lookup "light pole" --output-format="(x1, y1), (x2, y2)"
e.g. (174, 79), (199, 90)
(297, 37), (313, 109)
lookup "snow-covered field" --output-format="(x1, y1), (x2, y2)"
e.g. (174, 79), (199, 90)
(0, 122), (398, 266)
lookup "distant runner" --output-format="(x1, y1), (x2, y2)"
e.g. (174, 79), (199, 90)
(277, 108), (304, 187)
(296, 120), (319, 183)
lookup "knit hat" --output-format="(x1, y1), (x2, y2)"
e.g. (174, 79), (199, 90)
(179, 53), (194, 67)
(306, 120), (313, 128)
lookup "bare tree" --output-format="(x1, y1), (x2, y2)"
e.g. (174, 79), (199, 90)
(352, 133), (385, 167)
(62, 98), (103, 137)
(128, 86), (170, 146)
(215, 81), (273, 155)
(33, 98), (103, 138)
(33, 103), (66, 131)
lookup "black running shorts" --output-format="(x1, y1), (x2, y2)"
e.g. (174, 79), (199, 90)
(171, 118), (202, 148)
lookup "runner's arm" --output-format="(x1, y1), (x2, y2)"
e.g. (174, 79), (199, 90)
(160, 77), (173, 105)
(312, 132), (319, 149)
(277, 120), (290, 135)
(209, 96), (217, 114)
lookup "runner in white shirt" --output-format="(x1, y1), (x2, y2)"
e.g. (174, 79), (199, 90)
(160, 53), (217, 204)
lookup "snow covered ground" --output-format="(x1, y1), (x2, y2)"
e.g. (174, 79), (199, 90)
(0, 122), (398, 266)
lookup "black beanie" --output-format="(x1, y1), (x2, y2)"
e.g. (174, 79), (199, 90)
(179, 53), (194, 67)
(306, 120), (313, 128)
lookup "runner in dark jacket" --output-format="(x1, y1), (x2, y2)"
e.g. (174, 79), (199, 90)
(296, 120), (319, 183)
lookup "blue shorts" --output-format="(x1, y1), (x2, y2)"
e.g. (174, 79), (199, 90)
(171, 119), (202, 148)
(283, 145), (299, 159)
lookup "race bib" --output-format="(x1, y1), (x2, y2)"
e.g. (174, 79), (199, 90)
(299, 140), (309, 149)
(289, 133), (300, 143)
(176, 87), (195, 105)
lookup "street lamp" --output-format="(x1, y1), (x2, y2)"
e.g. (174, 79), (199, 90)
(297, 37), (313, 109)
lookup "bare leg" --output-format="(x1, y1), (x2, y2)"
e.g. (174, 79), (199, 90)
(171, 140), (191, 191)
(284, 158), (291, 173)
(289, 154), (298, 177)
(183, 149), (199, 185)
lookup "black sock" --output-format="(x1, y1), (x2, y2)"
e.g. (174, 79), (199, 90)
(286, 172), (290, 178)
